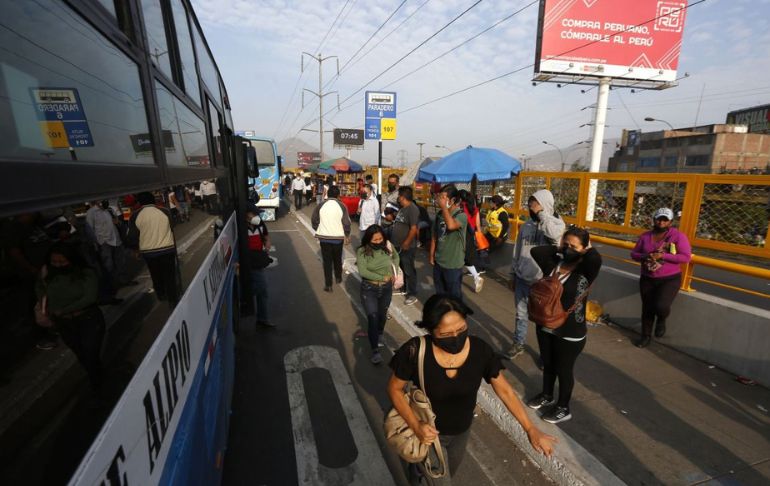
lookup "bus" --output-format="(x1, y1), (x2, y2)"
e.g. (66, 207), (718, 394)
(0, 0), (254, 484)
(234, 132), (283, 221)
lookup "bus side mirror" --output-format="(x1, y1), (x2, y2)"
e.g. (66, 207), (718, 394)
(246, 146), (258, 174)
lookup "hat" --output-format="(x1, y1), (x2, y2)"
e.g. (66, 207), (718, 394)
(653, 207), (674, 220)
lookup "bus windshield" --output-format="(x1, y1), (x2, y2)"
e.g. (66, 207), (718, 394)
(253, 140), (276, 167)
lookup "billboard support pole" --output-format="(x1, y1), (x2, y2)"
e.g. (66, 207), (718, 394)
(585, 77), (611, 222)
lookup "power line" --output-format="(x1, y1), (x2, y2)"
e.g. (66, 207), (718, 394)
(273, 1), (351, 139)
(399, 0), (707, 115)
(383, 0), (537, 89)
(344, 0), (432, 74)
(316, 0), (352, 53)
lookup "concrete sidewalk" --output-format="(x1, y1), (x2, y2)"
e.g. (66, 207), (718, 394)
(295, 201), (770, 485)
(480, 240), (770, 485)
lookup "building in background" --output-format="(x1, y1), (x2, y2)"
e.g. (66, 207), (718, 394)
(609, 124), (770, 174)
(726, 104), (770, 135)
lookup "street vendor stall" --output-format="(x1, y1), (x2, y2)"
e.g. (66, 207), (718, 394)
(318, 157), (365, 216)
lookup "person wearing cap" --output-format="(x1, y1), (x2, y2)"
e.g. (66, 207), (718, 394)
(630, 208), (692, 348)
(245, 204), (273, 327)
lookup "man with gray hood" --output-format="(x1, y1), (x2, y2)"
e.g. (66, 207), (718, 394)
(506, 189), (565, 359)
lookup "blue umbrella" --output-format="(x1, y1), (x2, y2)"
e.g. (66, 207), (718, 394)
(417, 146), (521, 183)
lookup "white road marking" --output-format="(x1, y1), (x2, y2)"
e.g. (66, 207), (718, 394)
(284, 346), (394, 486)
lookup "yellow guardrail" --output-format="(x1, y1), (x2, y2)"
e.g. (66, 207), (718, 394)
(414, 172), (770, 299)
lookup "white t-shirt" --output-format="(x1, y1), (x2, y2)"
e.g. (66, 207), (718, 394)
(201, 181), (217, 196)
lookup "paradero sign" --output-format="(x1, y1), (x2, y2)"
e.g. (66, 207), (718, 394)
(333, 128), (364, 146)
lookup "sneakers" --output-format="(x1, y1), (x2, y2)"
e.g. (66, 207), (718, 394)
(378, 335), (385, 348)
(393, 289), (407, 296)
(542, 405), (572, 424)
(404, 296), (418, 306)
(323, 286), (333, 293)
(371, 352), (383, 364)
(526, 393), (555, 410)
(635, 336), (651, 348)
(504, 343), (525, 359)
(474, 277), (484, 293)
(335, 277), (343, 284)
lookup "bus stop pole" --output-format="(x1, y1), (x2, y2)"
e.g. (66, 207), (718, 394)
(378, 140), (383, 199)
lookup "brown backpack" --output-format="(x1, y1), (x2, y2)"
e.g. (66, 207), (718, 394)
(528, 268), (591, 329)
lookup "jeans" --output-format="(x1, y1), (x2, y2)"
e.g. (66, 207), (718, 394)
(360, 280), (392, 350)
(432, 265), (463, 301)
(411, 429), (471, 485)
(293, 190), (303, 209)
(144, 251), (180, 305)
(316, 194), (323, 205)
(537, 327), (586, 408)
(55, 307), (106, 390)
(639, 273), (681, 337)
(319, 242), (343, 287)
(250, 270), (269, 323)
(397, 246), (418, 297)
(513, 276), (532, 345)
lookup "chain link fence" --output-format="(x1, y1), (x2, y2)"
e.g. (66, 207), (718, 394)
(696, 182), (769, 248)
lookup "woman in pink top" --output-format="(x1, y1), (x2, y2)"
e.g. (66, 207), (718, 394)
(630, 208), (692, 348)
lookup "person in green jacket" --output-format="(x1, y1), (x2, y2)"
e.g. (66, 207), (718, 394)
(356, 225), (400, 365)
(36, 242), (105, 390)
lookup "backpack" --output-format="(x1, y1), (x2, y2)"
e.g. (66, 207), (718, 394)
(527, 267), (590, 329)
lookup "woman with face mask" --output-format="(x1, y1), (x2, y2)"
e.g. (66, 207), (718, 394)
(387, 294), (555, 484)
(36, 242), (105, 391)
(527, 226), (602, 424)
(356, 225), (399, 364)
(630, 208), (692, 348)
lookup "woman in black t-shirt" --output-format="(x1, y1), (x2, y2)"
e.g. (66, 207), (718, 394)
(388, 294), (555, 484)
(528, 226), (602, 425)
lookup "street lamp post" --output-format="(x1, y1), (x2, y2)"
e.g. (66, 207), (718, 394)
(417, 142), (425, 160)
(434, 145), (452, 153)
(644, 117), (675, 131)
(542, 140), (565, 171)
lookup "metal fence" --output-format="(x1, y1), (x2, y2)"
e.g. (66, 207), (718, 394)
(497, 172), (770, 296)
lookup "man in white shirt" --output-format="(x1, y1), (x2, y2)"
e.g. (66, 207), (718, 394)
(357, 184), (380, 238)
(200, 179), (218, 214)
(291, 174), (307, 209)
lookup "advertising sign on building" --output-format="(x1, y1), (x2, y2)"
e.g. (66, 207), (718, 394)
(297, 151), (321, 167)
(333, 128), (365, 146)
(364, 91), (397, 141)
(534, 0), (688, 83)
(726, 104), (770, 134)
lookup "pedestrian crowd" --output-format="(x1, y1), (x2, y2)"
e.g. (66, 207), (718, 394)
(294, 174), (692, 484)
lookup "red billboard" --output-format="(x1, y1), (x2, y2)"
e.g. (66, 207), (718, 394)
(534, 0), (688, 83)
(297, 151), (321, 168)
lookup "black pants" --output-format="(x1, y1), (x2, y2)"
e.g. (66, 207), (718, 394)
(319, 242), (343, 287)
(144, 251), (180, 304)
(639, 273), (681, 337)
(397, 246), (418, 297)
(485, 231), (506, 253)
(412, 429), (470, 484)
(537, 327), (586, 408)
(56, 307), (106, 390)
(293, 190), (303, 209)
(360, 280), (392, 350)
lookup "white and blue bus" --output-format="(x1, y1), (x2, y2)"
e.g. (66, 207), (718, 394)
(234, 132), (282, 221)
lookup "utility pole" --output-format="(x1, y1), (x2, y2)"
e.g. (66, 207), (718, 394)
(417, 142), (425, 160)
(301, 52), (339, 161)
(397, 149), (408, 167)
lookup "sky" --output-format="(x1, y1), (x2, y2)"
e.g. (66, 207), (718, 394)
(191, 0), (770, 166)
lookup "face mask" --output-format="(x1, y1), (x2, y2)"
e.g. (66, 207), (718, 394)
(370, 242), (386, 251)
(433, 329), (468, 355)
(560, 247), (582, 264)
(652, 221), (668, 233)
(49, 265), (74, 276)
(387, 184), (397, 192)
(250, 215), (261, 226)
(529, 209), (539, 221)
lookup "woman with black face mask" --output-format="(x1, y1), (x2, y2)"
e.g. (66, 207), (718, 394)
(527, 226), (602, 424)
(356, 225), (400, 365)
(387, 294), (555, 484)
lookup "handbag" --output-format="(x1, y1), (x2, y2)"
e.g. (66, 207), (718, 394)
(474, 230), (490, 251)
(387, 241), (404, 290)
(383, 336), (447, 478)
